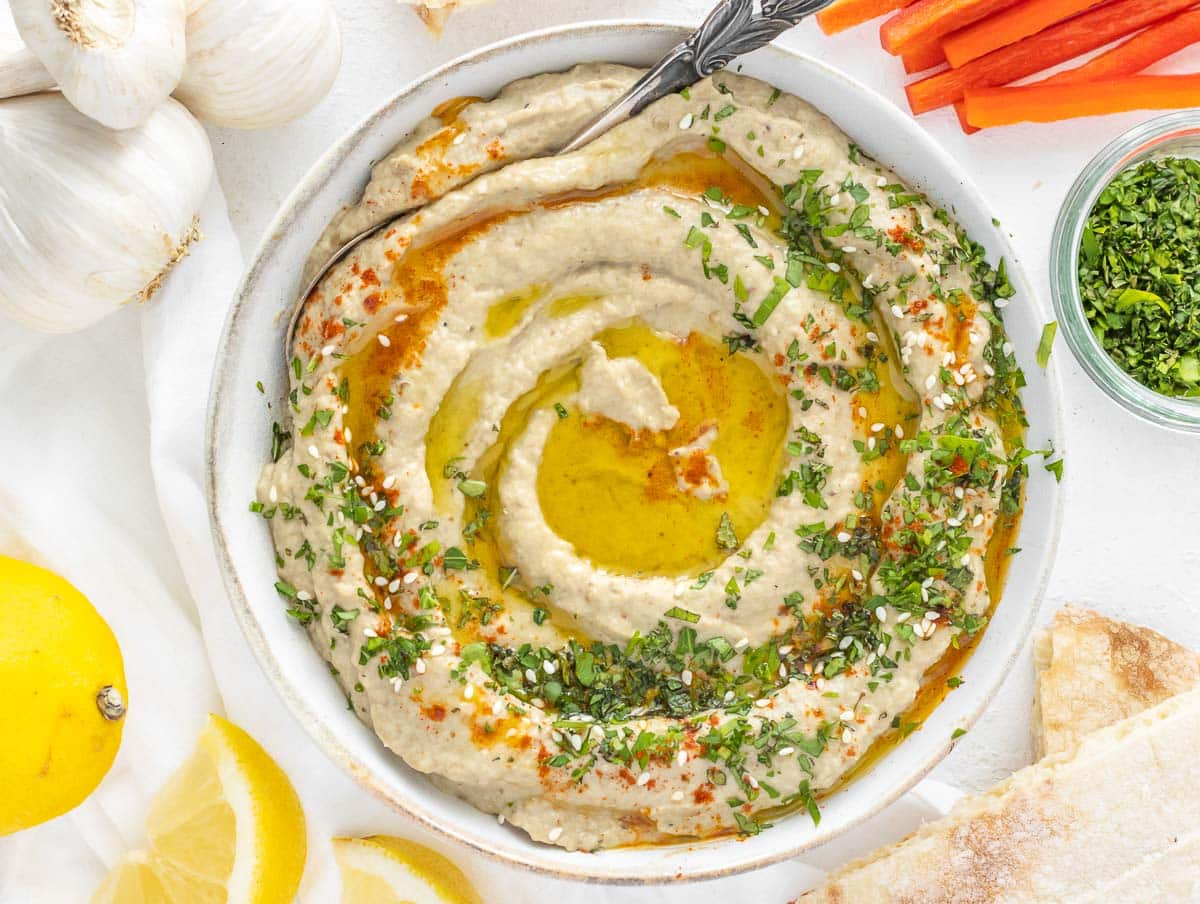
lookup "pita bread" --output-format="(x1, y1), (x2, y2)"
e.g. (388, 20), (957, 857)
(1033, 605), (1200, 758)
(797, 684), (1200, 903)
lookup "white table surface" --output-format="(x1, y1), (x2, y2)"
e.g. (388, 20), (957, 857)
(199, 0), (1200, 888)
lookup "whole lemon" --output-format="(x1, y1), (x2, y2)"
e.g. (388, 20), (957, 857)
(0, 555), (127, 835)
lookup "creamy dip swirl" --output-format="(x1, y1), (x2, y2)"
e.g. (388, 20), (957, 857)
(258, 65), (1028, 851)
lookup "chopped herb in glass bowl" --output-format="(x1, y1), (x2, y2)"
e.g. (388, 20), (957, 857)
(1078, 156), (1200, 398)
(1051, 113), (1200, 432)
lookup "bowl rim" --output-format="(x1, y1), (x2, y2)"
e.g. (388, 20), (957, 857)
(1049, 110), (1200, 434)
(206, 18), (1066, 884)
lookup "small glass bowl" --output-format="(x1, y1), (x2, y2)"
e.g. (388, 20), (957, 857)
(1050, 111), (1200, 433)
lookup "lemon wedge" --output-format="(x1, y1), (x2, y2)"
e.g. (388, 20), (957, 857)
(333, 836), (481, 904)
(93, 714), (306, 903)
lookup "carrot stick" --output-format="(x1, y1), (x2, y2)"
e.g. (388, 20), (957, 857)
(1040, 7), (1200, 85)
(879, 0), (1021, 54)
(962, 74), (1200, 127)
(902, 39), (948, 73)
(818, 0), (915, 35)
(905, 0), (1198, 114)
(954, 101), (981, 133)
(944, 0), (1107, 68)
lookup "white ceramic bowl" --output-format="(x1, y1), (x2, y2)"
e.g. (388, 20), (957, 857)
(207, 20), (1064, 884)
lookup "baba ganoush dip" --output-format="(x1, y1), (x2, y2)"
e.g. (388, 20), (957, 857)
(257, 64), (1029, 851)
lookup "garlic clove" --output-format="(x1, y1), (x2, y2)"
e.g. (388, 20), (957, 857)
(0, 93), (213, 333)
(175, 0), (342, 130)
(10, 0), (187, 130)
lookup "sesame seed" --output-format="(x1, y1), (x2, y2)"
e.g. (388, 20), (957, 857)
(373, 576), (387, 586)
(363, 627), (377, 638)
(735, 637), (750, 650)
(925, 610), (940, 621)
(925, 373), (937, 390)
(755, 697), (771, 708)
(307, 444), (320, 459)
(403, 572), (418, 584)
(383, 597), (392, 610)
(852, 569), (864, 582)
(876, 175), (888, 187)
(547, 827), (563, 842)
(840, 709), (855, 722)
(374, 499), (386, 512)
(891, 304), (905, 318)
(858, 406), (868, 418)
(838, 635), (854, 650)
(463, 683), (474, 699)
(994, 298), (1008, 309)
(841, 246), (857, 254)
(758, 205), (770, 217)
(778, 746), (795, 756)
(377, 334), (391, 347)
(636, 771), (651, 786)
(863, 274), (875, 289)
(677, 749), (689, 765)
(569, 734), (583, 751)
(897, 611), (910, 622)
(894, 425), (904, 438)
(792, 144), (806, 159)
(827, 262), (842, 273)
(866, 331), (880, 343)
(829, 192), (841, 205)
(296, 590), (312, 601)
(723, 690), (735, 703)
(961, 553), (971, 566)
(542, 659), (557, 674)
(837, 531), (852, 543)
(671, 790), (685, 802)
(382, 475), (396, 489)
(973, 513), (984, 527)
(875, 606), (887, 621)
(414, 658), (426, 674)
(681, 669), (693, 686)
(320, 344), (335, 357)
(387, 578), (401, 593)
(842, 727), (854, 743)
(870, 422), (885, 433)
(394, 313), (408, 323)
(391, 676), (404, 693)
(525, 668), (536, 683)
(679, 113), (694, 129)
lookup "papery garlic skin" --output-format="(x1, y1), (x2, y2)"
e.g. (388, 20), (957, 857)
(175, 0), (341, 129)
(0, 93), (213, 333)
(11, 0), (187, 129)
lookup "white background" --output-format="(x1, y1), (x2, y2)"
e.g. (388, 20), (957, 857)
(3, 1), (1199, 901)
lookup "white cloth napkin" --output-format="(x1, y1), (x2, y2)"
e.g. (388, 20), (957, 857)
(0, 174), (962, 902)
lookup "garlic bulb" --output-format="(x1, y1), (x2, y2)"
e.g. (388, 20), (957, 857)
(175, 0), (341, 129)
(0, 93), (213, 333)
(8, 0), (187, 129)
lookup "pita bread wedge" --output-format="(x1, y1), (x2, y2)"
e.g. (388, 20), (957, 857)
(797, 685), (1200, 903)
(1033, 605), (1200, 758)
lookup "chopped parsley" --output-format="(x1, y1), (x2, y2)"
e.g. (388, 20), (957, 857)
(1079, 157), (1200, 396)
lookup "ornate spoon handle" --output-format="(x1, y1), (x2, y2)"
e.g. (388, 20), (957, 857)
(559, 0), (834, 154)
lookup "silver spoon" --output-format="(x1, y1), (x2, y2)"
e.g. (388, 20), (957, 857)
(285, 0), (833, 359)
